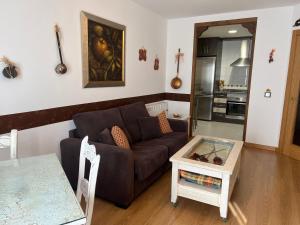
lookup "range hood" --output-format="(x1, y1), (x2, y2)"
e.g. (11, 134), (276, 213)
(231, 40), (250, 67)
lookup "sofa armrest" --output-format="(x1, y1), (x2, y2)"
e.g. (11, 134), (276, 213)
(168, 118), (188, 133)
(60, 138), (134, 206)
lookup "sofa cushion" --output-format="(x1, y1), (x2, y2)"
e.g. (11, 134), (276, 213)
(98, 128), (116, 145)
(111, 126), (131, 150)
(73, 108), (129, 142)
(119, 102), (149, 143)
(138, 117), (162, 141)
(132, 145), (168, 181)
(158, 111), (173, 134)
(134, 132), (187, 157)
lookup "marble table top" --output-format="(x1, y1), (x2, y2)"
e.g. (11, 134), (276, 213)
(0, 154), (86, 225)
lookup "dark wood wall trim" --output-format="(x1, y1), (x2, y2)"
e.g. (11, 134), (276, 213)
(0, 92), (190, 134)
(165, 92), (191, 102)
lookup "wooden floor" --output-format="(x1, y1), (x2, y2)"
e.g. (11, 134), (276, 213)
(92, 147), (300, 225)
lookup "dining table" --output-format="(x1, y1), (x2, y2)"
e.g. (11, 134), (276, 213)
(0, 154), (86, 225)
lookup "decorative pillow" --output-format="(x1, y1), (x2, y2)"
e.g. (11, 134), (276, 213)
(98, 128), (116, 145)
(111, 126), (130, 150)
(158, 111), (173, 134)
(138, 117), (162, 141)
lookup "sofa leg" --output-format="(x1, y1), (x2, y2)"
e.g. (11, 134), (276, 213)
(115, 202), (131, 209)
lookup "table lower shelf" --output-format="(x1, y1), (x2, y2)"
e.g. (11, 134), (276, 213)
(177, 179), (221, 207)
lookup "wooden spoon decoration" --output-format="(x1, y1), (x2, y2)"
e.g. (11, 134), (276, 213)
(171, 48), (183, 89)
(54, 24), (67, 75)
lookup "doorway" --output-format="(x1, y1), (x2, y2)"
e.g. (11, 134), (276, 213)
(279, 30), (300, 160)
(189, 18), (257, 141)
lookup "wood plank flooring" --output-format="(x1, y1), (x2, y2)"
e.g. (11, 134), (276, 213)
(91, 147), (300, 225)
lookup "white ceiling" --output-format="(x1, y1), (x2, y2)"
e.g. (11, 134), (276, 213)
(201, 25), (252, 38)
(132, 0), (300, 18)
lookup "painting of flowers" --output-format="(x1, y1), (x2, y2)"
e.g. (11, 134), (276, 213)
(81, 11), (125, 87)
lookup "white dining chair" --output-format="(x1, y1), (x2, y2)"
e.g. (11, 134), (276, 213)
(76, 136), (100, 225)
(0, 129), (18, 159)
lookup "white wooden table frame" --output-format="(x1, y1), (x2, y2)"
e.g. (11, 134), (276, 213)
(170, 135), (243, 220)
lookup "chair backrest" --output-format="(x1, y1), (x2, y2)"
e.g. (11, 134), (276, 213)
(0, 129), (18, 159)
(76, 136), (100, 225)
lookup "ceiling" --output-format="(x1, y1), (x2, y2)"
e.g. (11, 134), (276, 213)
(132, 0), (300, 18)
(201, 25), (252, 38)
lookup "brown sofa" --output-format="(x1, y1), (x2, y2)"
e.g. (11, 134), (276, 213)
(60, 102), (188, 208)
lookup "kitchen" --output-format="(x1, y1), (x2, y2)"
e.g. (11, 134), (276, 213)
(192, 24), (254, 140)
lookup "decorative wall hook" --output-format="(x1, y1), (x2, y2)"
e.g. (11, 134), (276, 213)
(0, 57), (18, 79)
(54, 24), (67, 74)
(139, 47), (147, 61)
(154, 55), (159, 70)
(269, 49), (275, 63)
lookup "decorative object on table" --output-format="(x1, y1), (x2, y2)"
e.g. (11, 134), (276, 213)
(139, 47), (147, 61)
(269, 49), (275, 63)
(154, 56), (159, 70)
(54, 24), (67, 75)
(294, 18), (300, 27)
(171, 48), (183, 89)
(0, 57), (18, 79)
(81, 11), (125, 88)
(173, 113), (182, 118)
(189, 144), (224, 165)
(218, 80), (225, 90)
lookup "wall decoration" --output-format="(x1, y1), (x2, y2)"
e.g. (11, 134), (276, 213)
(269, 49), (275, 63)
(81, 11), (126, 88)
(294, 18), (300, 27)
(171, 48), (184, 89)
(154, 56), (159, 70)
(54, 24), (67, 75)
(139, 47), (147, 61)
(0, 57), (18, 79)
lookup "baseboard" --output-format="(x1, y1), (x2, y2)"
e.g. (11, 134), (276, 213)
(244, 142), (276, 151)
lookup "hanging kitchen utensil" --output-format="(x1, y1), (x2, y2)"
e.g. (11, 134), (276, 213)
(54, 24), (67, 75)
(0, 57), (18, 79)
(171, 48), (183, 89)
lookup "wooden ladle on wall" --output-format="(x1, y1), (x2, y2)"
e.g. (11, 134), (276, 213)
(171, 48), (183, 89)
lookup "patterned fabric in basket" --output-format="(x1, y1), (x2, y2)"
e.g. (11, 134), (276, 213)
(180, 170), (222, 189)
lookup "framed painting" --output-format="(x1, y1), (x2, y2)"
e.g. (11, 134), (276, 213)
(81, 11), (126, 88)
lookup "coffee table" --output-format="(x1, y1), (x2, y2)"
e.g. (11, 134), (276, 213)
(170, 135), (243, 220)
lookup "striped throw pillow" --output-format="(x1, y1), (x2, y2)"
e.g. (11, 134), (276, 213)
(111, 126), (130, 150)
(158, 111), (173, 134)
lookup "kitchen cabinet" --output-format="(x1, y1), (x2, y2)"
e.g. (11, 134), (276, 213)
(197, 38), (221, 57)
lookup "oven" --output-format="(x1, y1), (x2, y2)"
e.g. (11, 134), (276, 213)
(226, 92), (247, 120)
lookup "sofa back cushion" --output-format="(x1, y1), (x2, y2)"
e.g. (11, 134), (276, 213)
(73, 108), (128, 142)
(119, 102), (149, 143)
(138, 117), (162, 141)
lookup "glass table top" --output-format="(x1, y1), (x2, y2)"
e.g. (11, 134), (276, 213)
(0, 154), (85, 225)
(184, 138), (234, 166)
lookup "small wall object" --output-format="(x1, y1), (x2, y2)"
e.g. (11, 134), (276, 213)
(269, 49), (275, 63)
(54, 24), (67, 75)
(154, 56), (159, 70)
(294, 19), (300, 27)
(264, 89), (272, 98)
(139, 47), (147, 61)
(0, 57), (18, 79)
(171, 48), (184, 89)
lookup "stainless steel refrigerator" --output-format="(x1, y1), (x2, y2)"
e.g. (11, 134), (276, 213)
(194, 57), (216, 121)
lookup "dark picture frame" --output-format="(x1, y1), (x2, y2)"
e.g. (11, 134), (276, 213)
(81, 11), (126, 88)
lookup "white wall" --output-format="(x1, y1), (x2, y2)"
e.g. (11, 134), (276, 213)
(165, 6), (294, 147)
(0, 0), (167, 158)
(293, 4), (300, 23)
